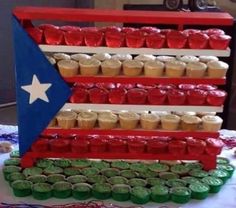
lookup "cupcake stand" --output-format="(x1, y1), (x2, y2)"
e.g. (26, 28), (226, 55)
(12, 7), (233, 170)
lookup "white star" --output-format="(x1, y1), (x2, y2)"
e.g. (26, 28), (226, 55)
(21, 74), (52, 104)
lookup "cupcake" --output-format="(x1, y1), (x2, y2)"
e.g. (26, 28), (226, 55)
(70, 53), (91, 62)
(156, 56), (176, 63)
(123, 60), (143, 76)
(92, 53), (111, 61)
(77, 111), (97, 129)
(144, 60), (165, 77)
(53, 53), (70, 61)
(119, 112), (140, 130)
(111, 54), (132, 61)
(134, 54), (156, 62)
(202, 115), (223, 132)
(160, 114), (180, 130)
(177, 55), (199, 63)
(57, 60), (79, 77)
(56, 111), (77, 129)
(181, 115), (202, 131)
(207, 61), (229, 78)
(199, 56), (219, 63)
(165, 61), (186, 77)
(79, 58), (101, 76)
(98, 112), (118, 129)
(186, 62), (207, 78)
(140, 113), (160, 130)
(101, 59), (122, 76)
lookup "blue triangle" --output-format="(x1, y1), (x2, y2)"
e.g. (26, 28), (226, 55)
(12, 16), (71, 156)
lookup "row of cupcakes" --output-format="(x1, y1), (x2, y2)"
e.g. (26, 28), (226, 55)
(49, 111), (223, 132)
(47, 53), (228, 78)
(70, 84), (227, 106)
(27, 25), (231, 50)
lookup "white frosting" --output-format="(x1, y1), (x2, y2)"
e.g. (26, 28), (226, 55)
(56, 111), (77, 120)
(178, 55), (199, 63)
(53, 53), (71, 61)
(111, 54), (132, 61)
(134, 54), (156, 62)
(156, 56), (176, 62)
(144, 60), (165, 69)
(165, 61), (186, 70)
(78, 112), (97, 120)
(207, 61), (229, 70)
(71, 54), (91, 62)
(98, 112), (118, 122)
(57, 59), (79, 69)
(186, 62), (207, 70)
(199, 56), (219, 63)
(161, 114), (180, 123)
(46, 56), (56, 65)
(141, 113), (160, 122)
(119, 112), (140, 121)
(181, 115), (201, 124)
(92, 53), (111, 61)
(79, 58), (101, 67)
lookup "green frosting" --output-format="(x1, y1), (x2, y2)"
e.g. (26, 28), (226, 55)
(201, 176), (223, 186)
(36, 159), (53, 168)
(170, 187), (191, 196)
(209, 169), (229, 179)
(184, 162), (203, 170)
(71, 159), (91, 168)
(8, 172), (26, 182)
(92, 183), (112, 193)
(4, 158), (21, 166)
(146, 178), (166, 186)
(53, 159), (71, 168)
(3, 165), (21, 174)
(182, 176), (200, 185)
(159, 172), (179, 180)
(27, 175), (47, 184)
(47, 174), (65, 184)
(101, 168), (120, 177)
(12, 180), (32, 190)
(64, 167), (81, 176)
(189, 183), (209, 193)
(131, 186), (150, 198)
(217, 157), (230, 165)
(120, 170), (139, 179)
(44, 166), (63, 175)
(111, 161), (130, 170)
(166, 179), (187, 188)
(130, 163), (148, 172)
(81, 167), (99, 177)
(149, 163), (169, 173)
(170, 165), (190, 175)
(151, 185), (169, 195)
(33, 183), (52, 192)
(23, 167), (43, 177)
(73, 183), (91, 192)
(189, 170), (209, 178)
(10, 150), (20, 158)
(67, 175), (87, 184)
(217, 164), (235, 174)
(112, 184), (130, 194)
(91, 161), (110, 170)
(138, 170), (158, 179)
(108, 176), (128, 185)
(53, 181), (72, 191)
(87, 175), (107, 184)
(129, 178), (147, 187)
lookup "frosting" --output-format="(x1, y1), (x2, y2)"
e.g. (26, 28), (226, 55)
(178, 55), (199, 63)
(98, 112), (118, 122)
(53, 53), (71, 61)
(78, 112), (97, 120)
(207, 61), (229, 70)
(165, 61), (186, 70)
(187, 62), (207, 70)
(141, 113), (160, 122)
(111, 54), (132, 61)
(156, 56), (176, 62)
(181, 115), (201, 124)
(134, 54), (156, 62)
(101, 59), (122, 68)
(79, 58), (101, 67)
(199, 56), (219, 63)
(46, 56), (56, 65)
(56, 111), (77, 119)
(119, 112), (140, 120)
(202, 115), (223, 124)
(57, 59), (79, 69)
(92, 53), (111, 61)
(71, 54), (91, 62)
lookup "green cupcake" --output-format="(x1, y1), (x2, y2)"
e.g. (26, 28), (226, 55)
(64, 167), (81, 176)
(149, 163), (169, 173)
(201, 176), (223, 193)
(11, 180), (32, 197)
(54, 159), (71, 168)
(36, 159), (53, 168)
(108, 176), (128, 185)
(27, 175), (47, 184)
(189, 182), (209, 200)
(71, 159), (91, 168)
(184, 162), (203, 170)
(170, 187), (191, 204)
(91, 161), (110, 170)
(189, 169), (209, 178)
(111, 161), (130, 170)
(120, 170), (139, 179)
(217, 157), (230, 165)
(170, 164), (190, 176)
(92, 183), (112, 199)
(32, 183), (52, 200)
(47, 174), (65, 184)
(129, 178), (147, 187)
(146, 178), (166, 187)
(72, 183), (92, 200)
(4, 158), (21, 166)
(23, 167), (43, 177)
(151, 185), (169, 203)
(217, 164), (235, 178)
(182, 176), (201, 185)
(130, 186), (150, 204)
(138, 170), (158, 179)
(130, 163), (148, 173)
(67, 175), (87, 184)
(209, 169), (229, 184)
(166, 179), (187, 188)
(3, 166), (21, 181)
(81, 167), (99, 177)
(87, 175), (107, 184)
(101, 168), (120, 178)
(52, 181), (72, 198)
(44, 166), (63, 175)
(112, 184), (131, 201)
(10, 150), (20, 158)
(159, 172), (179, 180)
(8, 172), (26, 184)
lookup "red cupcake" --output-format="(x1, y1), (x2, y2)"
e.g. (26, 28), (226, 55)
(70, 87), (88, 103)
(108, 139), (127, 153)
(101, 26), (121, 33)
(204, 28), (225, 36)
(109, 88), (127, 104)
(207, 90), (227, 106)
(186, 137), (206, 156)
(64, 30), (84, 46)
(196, 84), (217, 91)
(205, 138), (224, 155)
(169, 140), (187, 155)
(178, 84), (196, 91)
(31, 138), (49, 152)
(84, 29), (104, 47)
(187, 89), (207, 105)
(90, 138), (107, 153)
(209, 34), (231, 50)
(126, 30), (146, 48)
(183, 29), (201, 36)
(167, 30), (187, 49)
(71, 138), (90, 153)
(146, 32), (166, 49)
(128, 139), (147, 153)
(89, 88), (108, 103)
(26, 27), (43, 44)
(105, 31), (125, 47)
(127, 88), (147, 104)
(148, 88), (167, 105)
(160, 29), (174, 35)
(167, 89), (186, 105)
(44, 28), (64, 45)
(147, 139), (168, 154)
(188, 32), (209, 49)
(50, 139), (71, 153)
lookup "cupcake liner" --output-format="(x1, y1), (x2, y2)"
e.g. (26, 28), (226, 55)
(92, 183), (112, 200)
(11, 180), (32, 197)
(112, 184), (131, 202)
(130, 186), (150, 204)
(72, 183), (92, 200)
(32, 183), (52, 200)
(151, 185), (169, 203)
(189, 183), (209, 200)
(52, 181), (72, 199)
